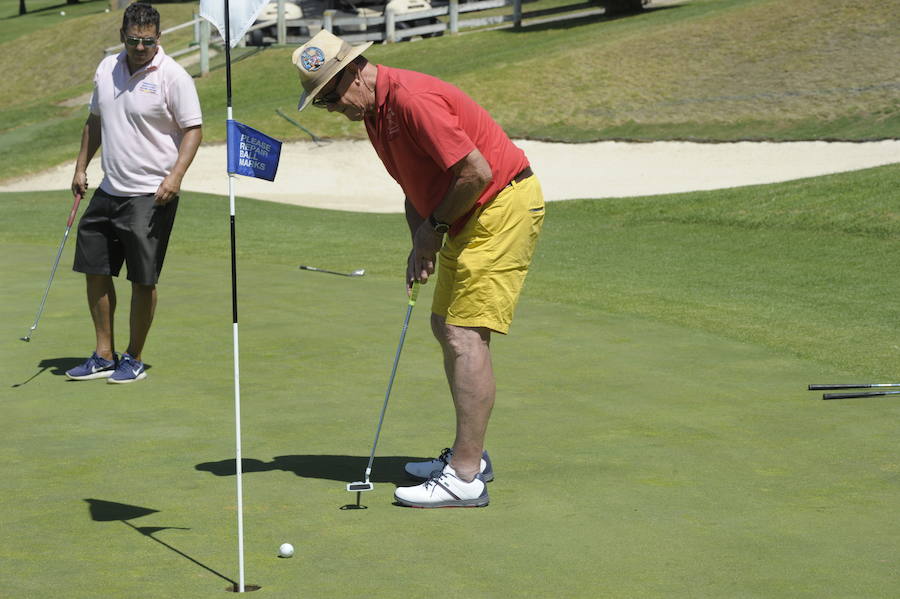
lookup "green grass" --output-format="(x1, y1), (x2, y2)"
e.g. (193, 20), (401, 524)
(1, 166), (899, 597)
(1, 0), (899, 181)
(0, 0), (112, 44)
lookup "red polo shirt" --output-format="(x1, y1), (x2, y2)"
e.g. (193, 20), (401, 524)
(364, 66), (528, 234)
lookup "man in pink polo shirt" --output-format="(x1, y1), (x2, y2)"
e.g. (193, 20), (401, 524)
(292, 31), (544, 508)
(65, 3), (202, 384)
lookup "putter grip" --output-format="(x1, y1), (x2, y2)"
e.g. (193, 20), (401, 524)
(809, 384), (893, 390)
(823, 392), (873, 399)
(409, 281), (420, 305)
(67, 194), (83, 227)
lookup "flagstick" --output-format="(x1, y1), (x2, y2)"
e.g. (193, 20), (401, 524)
(223, 0), (246, 593)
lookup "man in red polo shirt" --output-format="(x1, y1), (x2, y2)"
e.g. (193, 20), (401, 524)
(292, 31), (544, 508)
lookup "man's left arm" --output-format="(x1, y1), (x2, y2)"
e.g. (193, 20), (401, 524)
(411, 147), (492, 284)
(155, 124), (203, 205)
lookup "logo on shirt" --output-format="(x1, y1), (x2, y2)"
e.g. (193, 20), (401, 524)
(138, 81), (159, 94)
(299, 47), (326, 72)
(385, 108), (400, 140)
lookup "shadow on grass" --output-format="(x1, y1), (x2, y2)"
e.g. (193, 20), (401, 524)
(11, 357), (153, 387)
(11, 357), (83, 388)
(84, 498), (238, 588)
(498, 3), (679, 34)
(195, 455), (424, 487)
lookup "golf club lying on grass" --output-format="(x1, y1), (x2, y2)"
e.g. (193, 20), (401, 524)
(345, 282), (420, 509)
(808, 383), (900, 400)
(299, 265), (365, 277)
(21, 193), (83, 342)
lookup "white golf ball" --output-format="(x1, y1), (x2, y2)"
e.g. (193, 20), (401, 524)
(59, 10), (65, 16)
(278, 542), (294, 558)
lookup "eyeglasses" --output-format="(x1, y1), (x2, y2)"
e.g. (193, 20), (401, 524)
(124, 35), (158, 47)
(312, 70), (346, 108)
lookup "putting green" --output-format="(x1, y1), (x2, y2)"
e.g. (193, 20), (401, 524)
(2, 244), (897, 597)
(2, 181), (898, 597)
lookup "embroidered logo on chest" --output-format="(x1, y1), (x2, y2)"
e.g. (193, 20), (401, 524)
(385, 108), (400, 140)
(138, 81), (159, 94)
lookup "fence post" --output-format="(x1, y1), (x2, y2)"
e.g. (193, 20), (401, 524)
(449, 0), (459, 34)
(193, 12), (200, 45)
(385, 5), (396, 42)
(199, 18), (210, 76)
(323, 9), (334, 33)
(513, 0), (522, 28)
(277, 0), (286, 45)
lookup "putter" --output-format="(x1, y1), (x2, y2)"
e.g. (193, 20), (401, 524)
(822, 390), (900, 400)
(809, 383), (900, 390)
(346, 282), (420, 505)
(21, 193), (83, 342)
(299, 265), (365, 277)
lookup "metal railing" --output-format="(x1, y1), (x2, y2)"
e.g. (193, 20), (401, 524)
(106, 0), (610, 74)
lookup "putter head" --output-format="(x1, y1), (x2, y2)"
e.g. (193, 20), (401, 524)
(347, 481), (374, 492)
(350, 269), (365, 277)
(20, 336), (31, 342)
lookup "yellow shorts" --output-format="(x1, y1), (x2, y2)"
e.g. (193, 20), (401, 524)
(432, 174), (544, 334)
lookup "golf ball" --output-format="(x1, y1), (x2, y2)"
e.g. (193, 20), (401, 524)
(59, 10), (65, 15)
(278, 542), (294, 558)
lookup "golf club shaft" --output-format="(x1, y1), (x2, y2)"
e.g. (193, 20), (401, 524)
(275, 109), (323, 144)
(299, 265), (359, 277)
(823, 390), (900, 400)
(809, 383), (900, 390)
(363, 282), (420, 482)
(23, 193), (82, 339)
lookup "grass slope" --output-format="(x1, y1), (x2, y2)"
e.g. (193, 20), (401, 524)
(2, 168), (899, 597)
(1, 0), (899, 181)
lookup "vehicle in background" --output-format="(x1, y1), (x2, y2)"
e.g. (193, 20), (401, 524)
(248, 1), (310, 46)
(248, 0), (441, 45)
(599, 0), (651, 15)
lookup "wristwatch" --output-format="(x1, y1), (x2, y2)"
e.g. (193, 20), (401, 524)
(428, 213), (450, 235)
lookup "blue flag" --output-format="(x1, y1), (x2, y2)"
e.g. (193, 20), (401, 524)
(227, 120), (282, 181)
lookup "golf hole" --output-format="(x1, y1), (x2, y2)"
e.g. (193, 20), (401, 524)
(226, 584), (262, 592)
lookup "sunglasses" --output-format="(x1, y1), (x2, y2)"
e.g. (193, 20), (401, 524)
(124, 35), (158, 47)
(312, 70), (346, 108)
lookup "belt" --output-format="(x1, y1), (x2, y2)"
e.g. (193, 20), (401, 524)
(505, 166), (533, 188)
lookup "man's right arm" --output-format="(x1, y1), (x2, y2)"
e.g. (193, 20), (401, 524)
(404, 197), (425, 289)
(72, 113), (101, 197)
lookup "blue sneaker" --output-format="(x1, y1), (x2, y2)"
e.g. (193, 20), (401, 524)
(107, 353), (147, 384)
(66, 352), (117, 381)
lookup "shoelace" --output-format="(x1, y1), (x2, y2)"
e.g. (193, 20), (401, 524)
(422, 468), (449, 490)
(426, 448), (454, 479)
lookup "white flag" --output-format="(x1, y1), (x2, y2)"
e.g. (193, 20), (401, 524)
(200, 0), (269, 48)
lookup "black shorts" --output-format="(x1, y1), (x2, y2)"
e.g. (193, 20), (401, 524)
(73, 188), (178, 286)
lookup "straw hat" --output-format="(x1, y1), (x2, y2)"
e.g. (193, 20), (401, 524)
(292, 30), (372, 111)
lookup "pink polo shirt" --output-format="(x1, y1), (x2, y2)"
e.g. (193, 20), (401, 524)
(364, 66), (528, 234)
(90, 46), (202, 196)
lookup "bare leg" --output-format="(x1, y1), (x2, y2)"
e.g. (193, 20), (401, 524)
(86, 274), (116, 361)
(126, 282), (157, 361)
(431, 313), (495, 482)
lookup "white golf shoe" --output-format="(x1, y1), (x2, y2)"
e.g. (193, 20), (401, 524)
(404, 448), (494, 482)
(394, 464), (489, 508)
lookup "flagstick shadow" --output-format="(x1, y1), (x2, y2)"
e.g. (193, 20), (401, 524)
(11, 357), (85, 388)
(85, 499), (236, 587)
(121, 520), (236, 586)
